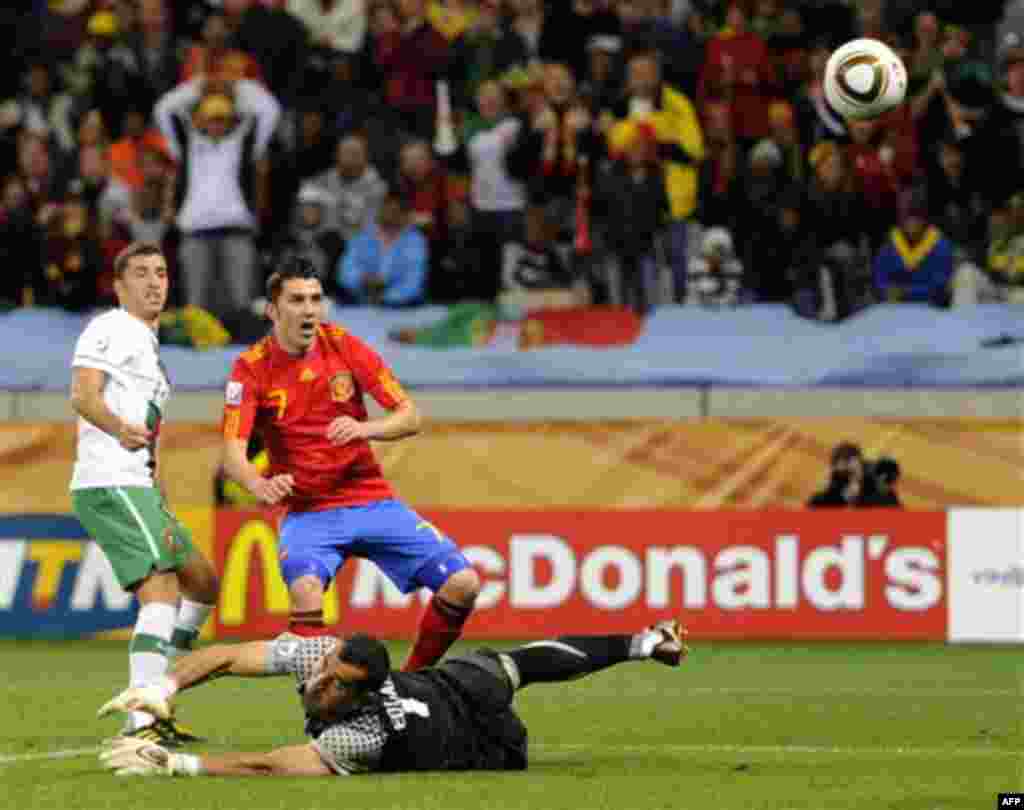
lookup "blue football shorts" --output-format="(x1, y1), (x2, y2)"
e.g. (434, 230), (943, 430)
(277, 499), (470, 593)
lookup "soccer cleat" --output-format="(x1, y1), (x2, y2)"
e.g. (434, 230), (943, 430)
(648, 619), (689, 667)
(156, 718), (206, 745)
(120, 722), (180, 749)
(121, 719), (204, 749)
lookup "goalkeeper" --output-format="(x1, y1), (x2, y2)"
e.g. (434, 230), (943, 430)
(97, 620), (687, 777)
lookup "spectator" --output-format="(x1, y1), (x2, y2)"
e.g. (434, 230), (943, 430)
(232, 0), (309, 106)
(684, 226), (747, 308)
(769, 5), (810, 99)
(287, 0), (367, 56)
(767, 100), (803, 185)
(451, 80), (527, 302)
(805, 141), (872, 257)
(696, 101), (743, 233)
(37, 190), (103, 312)
(109, 143), (175, 249)
(844, 118), (905, 247)
(15, 61), (76, 157)
(429, 0), (479, 41)
(106, 0), (179, 113)
(593, 122), (668, 315)
(924, 136), (988, 260)
(450, 0), (530, 113)
(757, 184), (815, 303)
(181, 9), (262, 84)
(509, 0), (602, 74)
(338, 191), (428, 306)
(312, 132), (388, 247)
(0, 174), (43, 308)
(873, 189), (954, 305)
(374, 0), (452, 139)
(16, 130), (62, 220)
(579, 35), (624, 123)
(396, 139), (454, 270)
(975, 45), (1024, 207)
(608, 50), (703, 302)
(738, 137), (784, 293)
(697, 1), (777, 148)
(615, 0), (700, 95)
(952, 197), (1024, 305)
(500, 204), (577, 306)
(106, 106), (170, 192)
(281, 182), (345, 287)
(155, 77), (282, 321)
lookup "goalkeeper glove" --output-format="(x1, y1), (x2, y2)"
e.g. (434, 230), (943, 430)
(99, 737), (202, 777)
(97, 678), (177, 720)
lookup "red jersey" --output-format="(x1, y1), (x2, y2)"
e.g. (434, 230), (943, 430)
(222, 323), (409, 513)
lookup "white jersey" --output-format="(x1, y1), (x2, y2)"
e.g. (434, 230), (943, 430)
(70, 309), (170, 490)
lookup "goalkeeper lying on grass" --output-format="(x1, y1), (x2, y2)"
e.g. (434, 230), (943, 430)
(97, 620), (688, 777)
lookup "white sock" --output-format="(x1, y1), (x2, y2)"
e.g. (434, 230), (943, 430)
(170, 598), (214, 654)
(127, 601), (176, 730)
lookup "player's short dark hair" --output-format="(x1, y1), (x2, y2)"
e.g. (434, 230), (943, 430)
(831, 441), (863, 465)
(265, 255), (321, 302)
(338, 633), (391, 692)
(113, 241), (164, 278)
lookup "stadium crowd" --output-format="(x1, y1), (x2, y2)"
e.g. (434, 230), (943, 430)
(0, 0), (1019, 335)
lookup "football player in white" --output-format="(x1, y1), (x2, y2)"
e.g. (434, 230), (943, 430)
(70, 242), (220, 746)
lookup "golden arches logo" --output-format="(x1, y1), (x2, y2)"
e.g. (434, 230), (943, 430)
(219, 520), (339, 627)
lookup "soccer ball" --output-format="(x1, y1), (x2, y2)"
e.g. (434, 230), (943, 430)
(824, 38), (907, 120)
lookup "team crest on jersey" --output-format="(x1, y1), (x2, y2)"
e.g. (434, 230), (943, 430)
(330, 372), (354, 402)
(225, 381), (243, 406)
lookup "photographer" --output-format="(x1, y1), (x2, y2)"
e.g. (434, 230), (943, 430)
(807, 441), (865, 508)
(808, 442), (904, 509)
(860, 457), (903, 508)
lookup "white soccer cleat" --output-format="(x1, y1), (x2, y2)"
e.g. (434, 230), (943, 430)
(647, 619), (689, 667)
(97, 684), (173, 721)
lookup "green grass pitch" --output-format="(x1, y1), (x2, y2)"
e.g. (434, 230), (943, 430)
(1, 639), (1019, 809)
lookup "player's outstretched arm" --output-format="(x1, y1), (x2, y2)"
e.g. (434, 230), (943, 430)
(97, 641), (275, 720)
(100, 739), (332, 778)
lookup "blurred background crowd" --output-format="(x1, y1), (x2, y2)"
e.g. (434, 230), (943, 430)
(0, 0), (1020, 338)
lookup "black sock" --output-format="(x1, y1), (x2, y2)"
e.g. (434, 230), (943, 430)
(505, 635), (632, 688)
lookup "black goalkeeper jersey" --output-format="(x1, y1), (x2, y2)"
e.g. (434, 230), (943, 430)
(375, 661), (528, 773)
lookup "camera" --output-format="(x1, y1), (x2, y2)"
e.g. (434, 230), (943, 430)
(808, 443), (902, 508)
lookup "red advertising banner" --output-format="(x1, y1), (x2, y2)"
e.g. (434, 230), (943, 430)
(212, 509), (947, 641)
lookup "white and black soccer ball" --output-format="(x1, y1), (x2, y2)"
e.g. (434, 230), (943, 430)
(824, 38), (907, 120)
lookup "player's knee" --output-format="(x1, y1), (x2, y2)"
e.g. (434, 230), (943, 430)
(289, 574), (326, 612)
(184, 556), (220, 604)
(441, 567), (480, 607)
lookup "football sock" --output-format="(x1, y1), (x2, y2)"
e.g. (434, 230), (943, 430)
(169, 599), (214, 654)
(289, 609), (327, 637)
(505, 635), (635, 689)
(402, 596), (472, 671)
(128, 601), (176, 730)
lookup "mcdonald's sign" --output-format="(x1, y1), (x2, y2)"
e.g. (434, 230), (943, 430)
(213, 511), (344, 637)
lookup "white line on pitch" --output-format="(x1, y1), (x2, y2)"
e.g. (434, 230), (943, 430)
(0, 747), (99, 764)
(536, 742), (1021, 759)
(3, 741), (1018, 767)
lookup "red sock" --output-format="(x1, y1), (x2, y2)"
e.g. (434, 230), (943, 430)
(289, 610), (328, 637)
(402, 596), (472, 671)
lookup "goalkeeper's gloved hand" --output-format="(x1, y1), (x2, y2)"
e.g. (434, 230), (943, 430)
(99, 737), (200, 777)
(97, 678), (177, 720)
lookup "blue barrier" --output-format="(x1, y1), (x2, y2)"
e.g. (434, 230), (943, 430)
(1, 303), (1022, 391)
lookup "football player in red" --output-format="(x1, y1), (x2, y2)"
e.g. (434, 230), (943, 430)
(220, 257), (480, 671)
